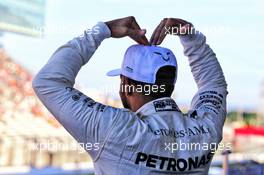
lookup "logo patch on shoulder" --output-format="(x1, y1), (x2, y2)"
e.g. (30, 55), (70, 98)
(153, 99), (180, 112)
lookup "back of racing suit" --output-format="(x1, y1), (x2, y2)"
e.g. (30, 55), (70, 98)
(32, 22), (228, 175)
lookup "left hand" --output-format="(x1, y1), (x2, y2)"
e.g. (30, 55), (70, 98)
(105, 16), (149, 45)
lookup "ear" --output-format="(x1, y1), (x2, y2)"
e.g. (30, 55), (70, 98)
(123, 76), (133, 96)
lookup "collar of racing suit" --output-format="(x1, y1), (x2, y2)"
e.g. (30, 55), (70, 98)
(135, 97), (181, 117)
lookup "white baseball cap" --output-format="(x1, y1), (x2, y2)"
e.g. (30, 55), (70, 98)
(107, 44), (178, 84)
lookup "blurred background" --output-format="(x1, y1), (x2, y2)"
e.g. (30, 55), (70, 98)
(0, 0), (263, 174)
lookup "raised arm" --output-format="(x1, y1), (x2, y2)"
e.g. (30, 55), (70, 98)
(32, 22), (113, 159)
(32, 16), (148, 159)
(179, 27), (228, 133)
(151, 18), (228, 135)
(179, 29), (227, 89)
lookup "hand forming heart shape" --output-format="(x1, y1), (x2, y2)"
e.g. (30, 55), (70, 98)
(105, 16), (193, 46)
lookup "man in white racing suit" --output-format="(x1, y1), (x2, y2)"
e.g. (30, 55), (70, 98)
(33, 16), (228, 175)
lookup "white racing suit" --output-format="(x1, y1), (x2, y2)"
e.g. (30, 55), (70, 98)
(33, 22), (228, 175)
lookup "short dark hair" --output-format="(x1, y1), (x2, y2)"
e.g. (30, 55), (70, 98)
(128, 66), (176, 98)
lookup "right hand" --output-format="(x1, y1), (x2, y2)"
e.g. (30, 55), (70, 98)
(105, 16), (149, 45)
(150, 18), (193, 45)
